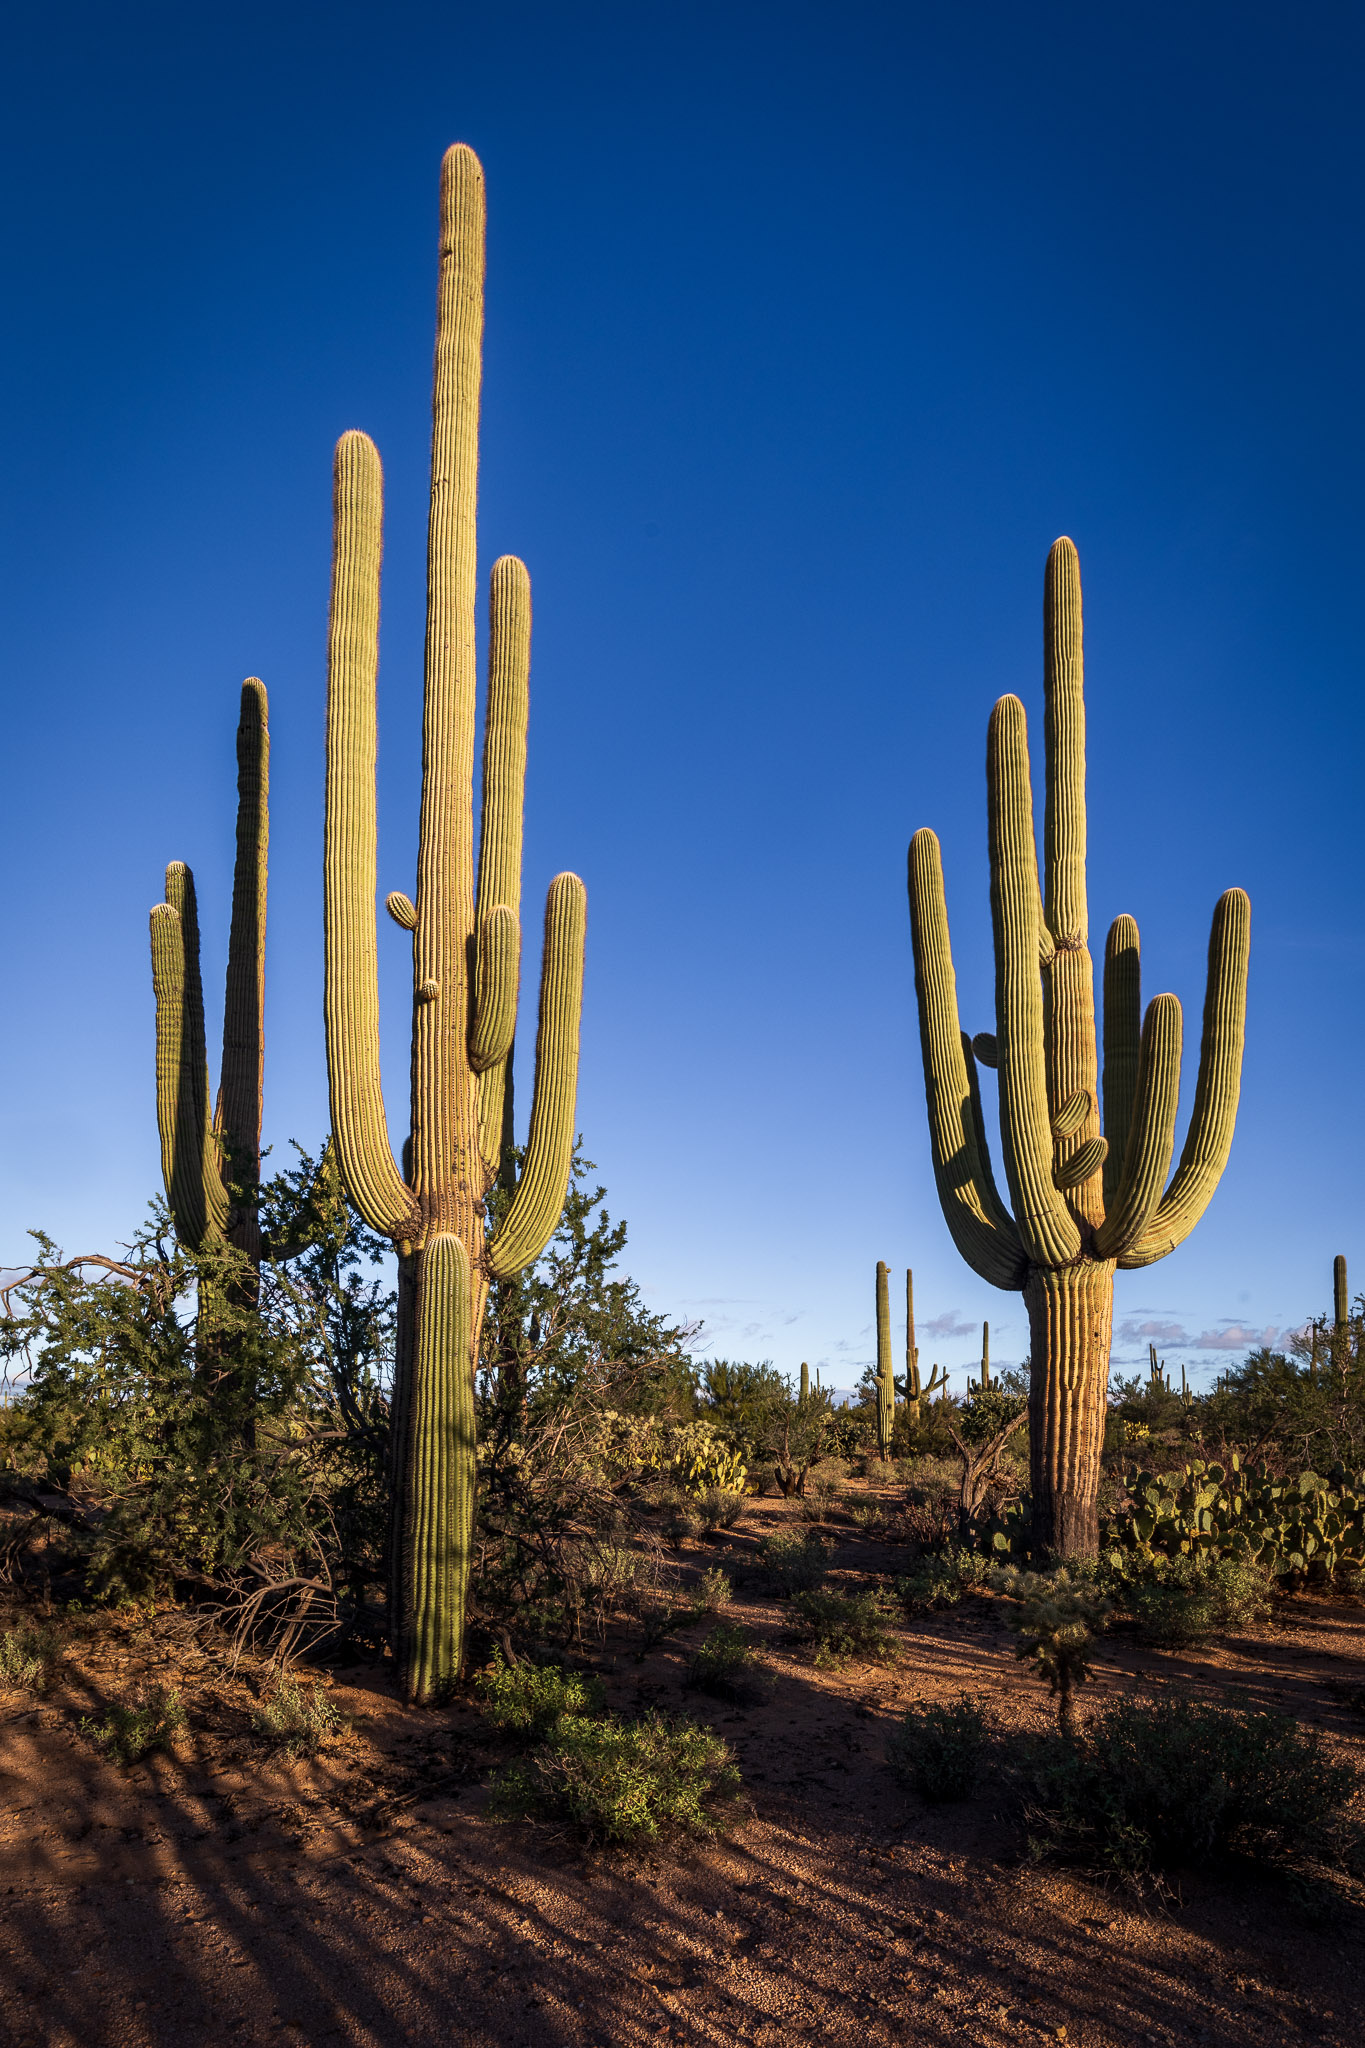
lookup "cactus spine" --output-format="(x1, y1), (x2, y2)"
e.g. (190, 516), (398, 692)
(907, 538), (1250, 1556)
(875, 1261), (895, 1459)
(903, 1267), (946, 1419)
(323, 146), (586, 1701)
(150, 679), (268, 1269)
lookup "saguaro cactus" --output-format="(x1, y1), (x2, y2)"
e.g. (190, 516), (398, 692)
(149, 679), (268, 1268)
(903, 1268), (946, 1420)
(908, 538), (1250, 1556)
(799, 1361), (810, 1403)
(875, 1261), (895, 1459)
(324, 145), (586, 1701)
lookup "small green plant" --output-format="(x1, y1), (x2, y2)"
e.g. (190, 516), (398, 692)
(888, 1695), (990, 1802)
(490, 1710), (740, 1844)
(0, 1623), (59, 1694)
(1023, 1693), (1359, 1877)
(758, 1529), (831, 1594)
(1114, 1553), (1273, 1647)
(475, 1652), (606, 1739)
(687, 1621), (762, 1700)
(695, 1567), (732, 1612)
(895, 1546), (987, 1612)
(989, 1566), (1110, 1732)
(82, 1686), (186, 1765)
(790, 1587), (900, 1668)
(252, 1671), (347, 1757)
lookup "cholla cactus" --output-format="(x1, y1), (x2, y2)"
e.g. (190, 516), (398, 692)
(149, 679), (268, 1268)
(908, 538), (1249, 1556)
(324, 146), (586, 1700)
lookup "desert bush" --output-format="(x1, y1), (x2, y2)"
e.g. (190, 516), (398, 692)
(758, 1529), (831, 1594)
(790, 1587), (900, 1667)
(895, 1546), (988, 1612)
(490, 1711), (740, 1844)
(888, 1695), (989, 1802)
(694, 1486), (745, 1532)
(0, 1622), (58, 1693)
(82, 1685), (185, 1765)
(1114, 1553), (1273, 1646)
(475, 1652), (606, 1740)
(694, 1567), (732, 1612)
(687, 1621), (761, 1700)
(1023, 1694), (1359, 1876)
(989, 1566), (1110, 1732)
(252, 1671), (347, 1756)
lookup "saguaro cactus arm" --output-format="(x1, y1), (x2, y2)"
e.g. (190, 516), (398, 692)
(987, 697), (1081, 1267)
(324, 431), (421, 1243)
(907, 830), (1027, 1290)
(1117, 888), (1250, 1269)
(486, 872), (587, 1277)
(1094, 993), (1182, 1258)
(1101, 915), (1141, 1207)
(472, 556), (530, 1161)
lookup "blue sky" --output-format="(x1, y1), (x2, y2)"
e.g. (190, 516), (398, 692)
(2, 2), (1361, 1393)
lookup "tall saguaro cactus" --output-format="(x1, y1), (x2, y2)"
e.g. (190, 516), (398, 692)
(149, 679), (269, 1267)
(324, 144), (586, 1702)
(875, 1261), (895, 1459)
(907, 538), (1250, 1556)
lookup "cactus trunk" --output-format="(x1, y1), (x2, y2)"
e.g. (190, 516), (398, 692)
(1024, 1261), (1115, 1557)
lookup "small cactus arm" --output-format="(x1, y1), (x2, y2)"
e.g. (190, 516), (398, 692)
(907, 537), (1250, 1557)
(323, 145), (586, 1700)
(875, 1261), (895, 1459)
(150, 679), (268, 1262)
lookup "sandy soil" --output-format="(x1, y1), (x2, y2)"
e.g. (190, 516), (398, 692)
(2, 1490), (1363, 2048)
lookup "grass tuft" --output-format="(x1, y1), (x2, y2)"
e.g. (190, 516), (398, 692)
(82, 1686), (185, 1766)
(252, 1671), (347, 1757)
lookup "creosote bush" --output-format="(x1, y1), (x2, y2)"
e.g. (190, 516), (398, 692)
(82, 1686), (186, 1766)
(758, 1529), (831, 1594)
(687, 1621), (761, 1700)
(694, 1486), (745, 1532)
(490, 1711), (740, 1844)
(790, 1588), (900, 1668)
(0, 1622), (59, 1693)
(252, 1671), (347, 1757)
(888, 1695), (990, 1803)
(1114, 1552), (1273, 1647)
(1023, 1694), (1359, 1877)
(895, 1547), (988, 1613)
(475, 1652), (606, 1740)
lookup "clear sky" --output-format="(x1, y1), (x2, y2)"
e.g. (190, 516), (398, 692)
(2, 2), (1361, 1395)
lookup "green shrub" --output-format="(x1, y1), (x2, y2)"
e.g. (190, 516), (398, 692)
(694, 1567), (732, 1612)
(687, 1621), (761, 1700)
(695, 1486), (745, 1532)
(1024, 1694), (1359, 1876)
(475, 1652), (606, 1739)
(0, 1622), (58, 1693)
(895, 1546), (987, 1612)
(888, 1695), (989, 1802)
(491, 1711), (740, 1844)
(82, 1686), (185, 1765)
(1116, 1553), (1273, 1647)
(252, 1671), (347, 1756)
(758, 1529), (831, 1593)
(790, 1588), (900, 1668)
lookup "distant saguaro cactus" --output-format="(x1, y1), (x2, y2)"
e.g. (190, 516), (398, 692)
(149, 679), (268, 1268)
(903, 1268), (946, 1420)
(799, 1361), (810, 1403)
(908, 538), (1250, 1556)
(875, 1262), (895, 1459)
(324, 146), (586, 1701)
